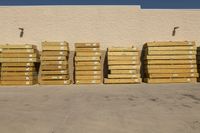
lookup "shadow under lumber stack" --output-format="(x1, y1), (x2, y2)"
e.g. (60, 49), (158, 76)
(144, 41), (198, 83)
(39, 42), (71, 85)
(104, 46), (141, 84)
(198, 47), (200, 82)
(0, 44), (39, 85)
(74, 43), (102, 84)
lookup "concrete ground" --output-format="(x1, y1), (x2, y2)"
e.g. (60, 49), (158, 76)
(0, 83), (200, 133)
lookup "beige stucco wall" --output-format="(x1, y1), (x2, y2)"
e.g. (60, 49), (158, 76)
(0, 5), (200, 50)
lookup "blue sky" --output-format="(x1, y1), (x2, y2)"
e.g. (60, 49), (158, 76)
(0, 0), (200, 9)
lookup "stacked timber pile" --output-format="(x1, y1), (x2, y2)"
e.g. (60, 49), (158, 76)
(144, 41), (198, 83)
(0, 44), (39, 85)
(198, 47), (200, 82)
(39, 41), (71, 85)
(74, 43), (102, 84)
(104, 46), (141, 84)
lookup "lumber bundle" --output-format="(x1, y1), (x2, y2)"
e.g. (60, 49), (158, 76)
(104, 46), (141, 84)
(144, 41), (198, 83)
(0, 44), (39, 85)
(198, 47), (200, 82)
(74, 43), (102, 84)
(39, 41), (71, 85)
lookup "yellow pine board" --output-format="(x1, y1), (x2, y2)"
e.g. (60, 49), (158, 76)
(146, 41), (195, 47)
(108, 56), (138, 61)
(0, 44), (34, 49)
(75, 66), (101, 71)
(145, 55), (196, 60)
(108, 47), (138, 52)
(75, 79), (101, 84)
(104, 78), (141, 84)
(144, 78), (197, 84)
(110, 70), (138, 74)
(41, 56), (67, 61)
(42, 51), (68, 56)
(40, 80), (71, 85)
(41, 65), (67, 70)
(1, 81), (35, 85)
(75, 71), (101, 75)
(145, 60), (196, 65)
(1, 72), (36, 76)
(2, 63), (34, 67)
(146, 64), (197, 69)
(75, 56), (100, 61)
(1, 53), (37, 58)
(42, 45), (69, 51)
(41, 61), (68, 65)
(76, 52), (101, 56)
(1, 67), (35, 71)
(42, 41), (68, 46)
(76, 75), (101, 80)
(108, 74), (140, 79)
(147, 69), (197, 73)
(108, 65), (140, 70)
(2, 49), (35, 53)
(75, 61), (100, 66)
(75, 43), (100, 48)
(75, 48), (100, 52)
(0, 58), (38, 63)
(147, 73), (199, 78)
(1, 76), (34, 81)
(147, 46), (196, 51)
(147, 50), (196, 55)
(108, 61), (139, 65)
(41, 75), (69, 80)
(41, 70), (68, 75)
(108, 52), (138, 56)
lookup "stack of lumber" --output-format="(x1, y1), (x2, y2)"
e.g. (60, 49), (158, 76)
(104, 46), (141, 84)
(198, 47), (200, 82)
(39, 41), (71, 85)
(144, 41), (198, 83)
(74, 43), (102, 84)
(0, 44), (39, 85)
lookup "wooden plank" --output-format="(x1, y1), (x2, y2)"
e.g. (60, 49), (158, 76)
(75, 66), (101, 71)
(104, 78), (141, 84)
(108, 65), (139, 70)
(0, 58), (38, 63)
(1, 76), (34, 81)
(41, 61), (68, 65)
(108, 61), (139, 65)
(145, 60), (196, 65)
(108, 47), (138, 52)
(1, 67), (35, 71)
(1, 53), (37, 58)
(1, 72), (36, 76)
(41, 65), (67, 70)
(41, 56), (67, 61)
(147, 73), (199, 78)
(42, 51), (68, 56)
(42, 41), (68, 46)
(40, 80), (71, 85)
(76, 52), (101, 57)
(75, 79), (101, 84)
(75, 61), (100, 66)
(146, 64), (197, 69)
(146, 41), (195, 47)
(2, 63), (34, 67)
(2, 49), (35, 53)
(42, 45), (69, 51)
(147, 69), (197, 73)
(108, 56), (138, 61)
(75, 57), (100, 61)
(76, 75), (101, 80)
(147, 50), (196, 55)
(147, 46), (196, 51)
(108, 74), (140, 79)
(75, 48), (100, 52)
(75, 71), (101, 75)
(41, 70), (68, 75)
(108, 52), (138, 56)
(41, 75), (69, 80)
(145, 55), (196, 60)
(110, 70), (138, 74)
(144, 78), (197, 84)
(75, 43), (99, 48)
(1, 81), (35, 85)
